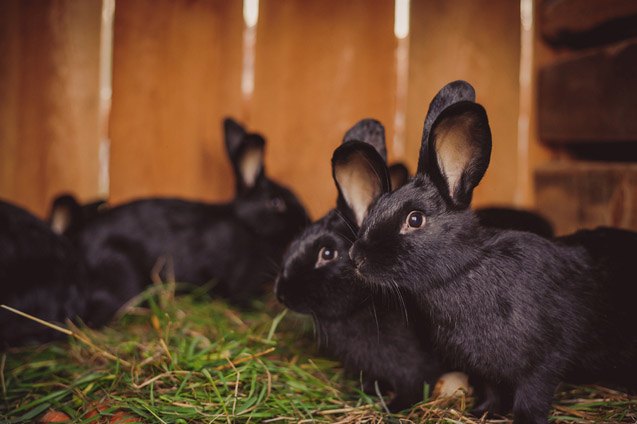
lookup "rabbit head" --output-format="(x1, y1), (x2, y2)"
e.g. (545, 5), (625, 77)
(345, 81), (492, 291)
(275, 209), (366, 318)
(275, 119), (392, 319)
(48, 194), (107, 238)
(224, 118), (309, 248)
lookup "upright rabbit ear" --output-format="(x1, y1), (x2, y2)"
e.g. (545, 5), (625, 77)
(388, 162), (410, 190)
(235, 134), (266, 191)
(223, 117), (247, 159)
(424, 101), (491, 208)
(48, 194), (81, 235)
(332, 141), (391, 227)
(417, 80), (476, 175)
(223, 118), (266, 192)
(342, 119), (387, 162)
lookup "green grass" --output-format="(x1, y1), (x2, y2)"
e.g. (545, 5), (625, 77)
(1, 285), (635, 423)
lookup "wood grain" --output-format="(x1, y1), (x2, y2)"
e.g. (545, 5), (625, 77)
(535, 161), (637, 234)
(405, 0), (522, 208)
(108, 0), (244, 205)
(540, 0), (637, 48)
(0, 0), (101, 216)
(250, 0), (396, 219)
(538, 41), (637, 144)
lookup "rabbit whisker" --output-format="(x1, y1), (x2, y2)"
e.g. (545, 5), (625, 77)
(333, 209), (358, 238)
(370, 300), (381, 344)
(391, 278), (409, 325)
(335, 231), (355, 245)
(311, 312), (325, 348)
(264, 257), (282, 272)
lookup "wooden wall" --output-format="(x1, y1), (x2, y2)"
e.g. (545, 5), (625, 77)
(109, 0), (244, 205)
(0, 0), (102, 216)
(251, 0), (396, 218)
(0, 0), (532, 220)
(533, 0), (637, 234)
(406, 0), (524, 208)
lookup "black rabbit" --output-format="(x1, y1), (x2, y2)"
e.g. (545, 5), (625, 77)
(48, 193), (108, 239)
(343, 81), (637, 424)
(0, 200), (87, 347)
(72, 118), (308, 326)
(475, 207), (553, 238)
(275, 119), (449, 412)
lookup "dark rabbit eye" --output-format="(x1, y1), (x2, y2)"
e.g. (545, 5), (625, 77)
(267, 197), (286, 212)
(408, 211), (425, 227)
(400, 211), (426, 234)
(316, 246), (338, 268)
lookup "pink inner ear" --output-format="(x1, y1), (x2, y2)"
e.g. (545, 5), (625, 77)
(433, 114), (476, 199)
(239, 146), (263, 188)
(334, 153), (381, 227)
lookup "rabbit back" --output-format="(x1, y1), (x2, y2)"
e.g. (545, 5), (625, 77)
(78, 198), (278, 322)
(558, 227), (637, 390)
(0, 200), (86, 346)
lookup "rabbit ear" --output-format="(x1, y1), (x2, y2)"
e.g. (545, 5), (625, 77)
(417, 81), (476, 175)
(223, 118), (266, 192)
(388, 163), (410, 190)
(425, 101), (491, 208)
(332, 141), (391, 227)
(235, 134), (266, 190)
(223, 117), (247, 159)
(342, 119), (387, 162)
(49, 194), (81, 234)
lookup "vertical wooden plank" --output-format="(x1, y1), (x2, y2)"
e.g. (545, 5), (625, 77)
(516, 0), (553, 206)
(0, 0), (102, 216)
(109, 0), (244, 205)
(250, 0), (396, 219)
(405, 0), (522, 208)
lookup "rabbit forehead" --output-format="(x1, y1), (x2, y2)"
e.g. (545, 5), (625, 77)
(363, 177), (441, 228)
(283, 213), (349, 267)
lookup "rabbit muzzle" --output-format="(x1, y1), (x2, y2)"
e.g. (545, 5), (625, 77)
(349, 243), (367, 274)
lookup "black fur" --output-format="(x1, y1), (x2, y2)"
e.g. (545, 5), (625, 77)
(276, 119), (446, 412)
(71, 118), (308, 326)
(48, 193), (108, 239)
(349, 81), (637, 424)
(388, 163), (410, 191)
(475, 207), (554, 238)
(0, 200), (87, 347)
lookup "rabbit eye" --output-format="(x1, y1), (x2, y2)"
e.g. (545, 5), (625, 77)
(267, 197), (286, 212)
(400, 211), (426, 234)
(316, 247), (338, 268)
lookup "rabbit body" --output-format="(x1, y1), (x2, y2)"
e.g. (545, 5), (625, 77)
(475, 207), (553, 238)
(48, 193), (108, 239)
(78, 188), (305, 327)
(0, 119), (308, 344)
(277, 119), (447, 412)
(557, 227), (637, 389)
(344, 81), (637, 423)
(277, 209), (445, 412)
(355, 187), (637, 421)
(0, 200), (87, 347)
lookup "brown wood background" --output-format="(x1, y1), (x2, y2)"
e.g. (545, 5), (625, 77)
(533, 0), (637, 234)
(251, 0), (397, 218)
(109, 0), (244, 205)
(406, 0), (523, 208)
(1, 0), (549, 221)
(0, 0), (102, 215)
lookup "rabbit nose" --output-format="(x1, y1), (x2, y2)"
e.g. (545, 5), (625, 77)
(349, 244), (366, 269)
